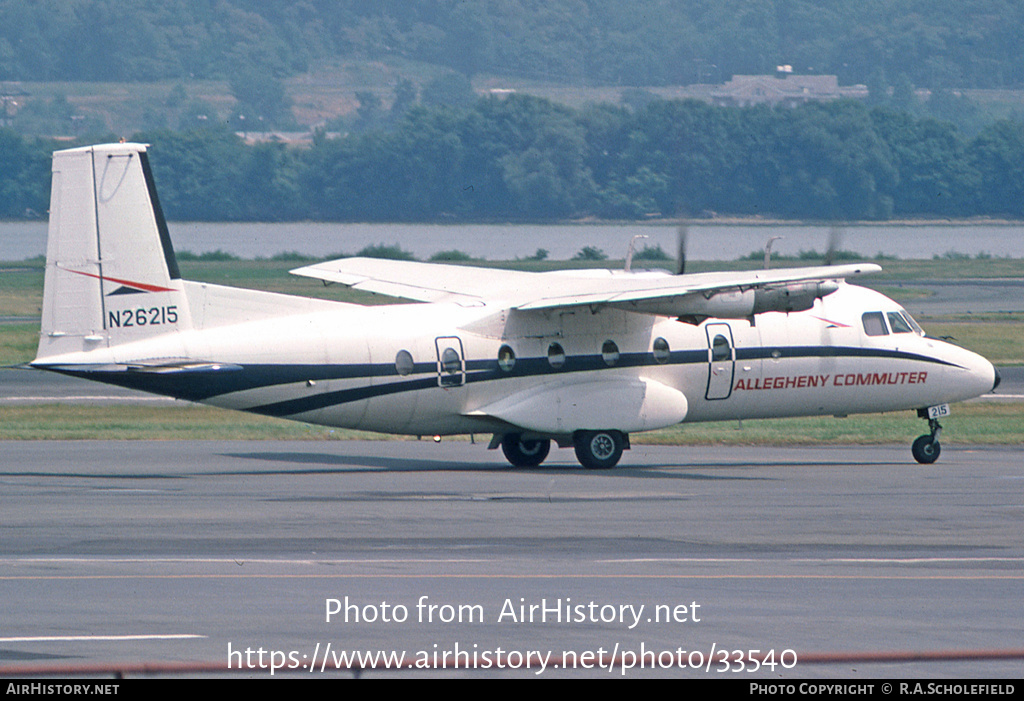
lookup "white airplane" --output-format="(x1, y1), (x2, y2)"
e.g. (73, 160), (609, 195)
(30, 143), (1000, 468)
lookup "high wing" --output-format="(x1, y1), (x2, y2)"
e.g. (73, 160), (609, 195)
(291, 258), (522, 306)
(290, 258), (881, 318)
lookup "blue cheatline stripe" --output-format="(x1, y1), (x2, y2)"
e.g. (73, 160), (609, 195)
(736, 345), (963, 364)
(45, 344), (964, 419)
(47, 362), (431, 403)
(250, 376), (439, 417)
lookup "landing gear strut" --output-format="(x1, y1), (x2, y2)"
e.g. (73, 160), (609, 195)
(912, 417), (942, 464)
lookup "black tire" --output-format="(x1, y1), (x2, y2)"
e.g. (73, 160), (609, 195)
(501, 434), (551, 467)
(912, 434), (941, 464)
(573, 430), (625, 469)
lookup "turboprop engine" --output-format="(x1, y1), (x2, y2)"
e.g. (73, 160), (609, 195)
(637, 280), (841, 320)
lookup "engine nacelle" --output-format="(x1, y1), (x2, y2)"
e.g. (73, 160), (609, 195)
(669, 281), (840, 321)
(752, 281), (839, 314)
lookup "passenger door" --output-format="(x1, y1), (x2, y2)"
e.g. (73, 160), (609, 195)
(705, 322), (735, 400)
(435, 336), (465, 387)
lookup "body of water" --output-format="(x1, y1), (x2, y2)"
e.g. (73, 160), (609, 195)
(4, 220), (1024, 262)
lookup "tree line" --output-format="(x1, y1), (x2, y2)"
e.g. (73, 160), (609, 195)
(2, 95), (1023, 222)
(1, 1), (1023, 90)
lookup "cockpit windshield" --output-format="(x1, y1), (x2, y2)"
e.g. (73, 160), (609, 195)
(862, 309), (925, 337)
(887, 311), (913, 333)
(897, 308), (925, 335)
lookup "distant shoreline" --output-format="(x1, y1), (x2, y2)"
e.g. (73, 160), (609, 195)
(7, 219), (1024, 263)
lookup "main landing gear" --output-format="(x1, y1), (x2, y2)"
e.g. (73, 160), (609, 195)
(500, 434), (551, 467)
(497, 430), (628, 469)
(911, 412), (943, 464)
(573, 430), (627, 470)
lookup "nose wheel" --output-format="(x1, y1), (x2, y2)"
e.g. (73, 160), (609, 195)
(911, 417), (942, 464)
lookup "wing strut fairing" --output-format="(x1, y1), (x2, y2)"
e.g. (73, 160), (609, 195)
(466, 376), (689, 435)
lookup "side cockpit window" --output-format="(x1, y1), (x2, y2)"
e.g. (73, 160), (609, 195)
(862, 311), (888, 337)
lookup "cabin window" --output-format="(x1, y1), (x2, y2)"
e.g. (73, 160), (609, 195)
(653, 337), (670, 364)
(862, 312), (888, 337)
(547, 342), (566, 369)
(440, 347), (461, 375)
(887, 311), (913, 334)
(497, 344), (516, 372)
(395, 350), (415, 376)
(601, 340), (620, 366)
(711, 334), (731, 361)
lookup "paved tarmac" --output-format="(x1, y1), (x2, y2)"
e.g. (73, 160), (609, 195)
(0, 367), (176, 404)
(1, 440), (1022, 678)
(896, 278), (1024, 315)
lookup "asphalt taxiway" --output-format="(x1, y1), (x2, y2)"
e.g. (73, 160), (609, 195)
(1, 440), (1022, 678)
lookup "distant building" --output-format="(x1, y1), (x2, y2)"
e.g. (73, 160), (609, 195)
(235, 131), (341, 147)
(0, 83), (29, 127)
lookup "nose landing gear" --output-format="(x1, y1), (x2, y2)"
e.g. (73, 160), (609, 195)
(912, 414), (943, 464)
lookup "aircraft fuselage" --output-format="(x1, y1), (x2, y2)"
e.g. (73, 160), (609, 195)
(31, 143), (999, 469)
(45, 282), (996, 443)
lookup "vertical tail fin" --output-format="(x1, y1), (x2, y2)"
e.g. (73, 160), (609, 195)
(36, 143), (192, 361)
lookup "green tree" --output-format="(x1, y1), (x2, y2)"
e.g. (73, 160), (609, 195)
(969, 120), (1024, 217)
(0, 129), (49, 217)
(135, 128), (248, 220)
(388, 78), (418, 125)
(228, 70), (294, 130)
(421, 72), (477, 110)
(353, 91), (384, 132)
(871, 108), (977, 216)
(238, 142), (303, 220)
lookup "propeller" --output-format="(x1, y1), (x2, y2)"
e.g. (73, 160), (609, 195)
(675, 223), (687, 275)
(824, 225), (843, 266)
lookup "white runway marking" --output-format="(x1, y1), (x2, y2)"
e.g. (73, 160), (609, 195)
(0, 634), (205, 643)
